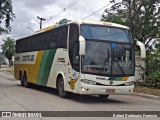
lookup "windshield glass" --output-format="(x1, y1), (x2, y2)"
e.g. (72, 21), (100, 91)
(82, 41), (134, 76)
(112, 43), (134, 75)
(82, 42), (111, 74)
(81, 24), (133, 43)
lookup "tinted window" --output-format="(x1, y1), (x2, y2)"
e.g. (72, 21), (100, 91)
(69, 24), (79, 71)
(16, 25), (68, 53)
(81, 25), (133, 43)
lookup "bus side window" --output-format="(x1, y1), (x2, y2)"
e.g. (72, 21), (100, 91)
(69, 24), (79, 71)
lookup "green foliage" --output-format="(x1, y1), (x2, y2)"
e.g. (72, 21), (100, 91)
(101, 0), (160, 45)
(0, 0), (15, 34)
(101, 0), (160, 88)
(101, 13), (127, 26)
(1, 37), (15, 67)
(145, 42), (160, 88)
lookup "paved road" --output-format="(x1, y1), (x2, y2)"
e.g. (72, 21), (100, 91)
(0, 72), (160, 120)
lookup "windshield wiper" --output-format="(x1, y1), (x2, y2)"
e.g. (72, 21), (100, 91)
(114, 58), (125, 75)
(112, 46), (125, 75)
(102, 56), (110, 68)
(99, 49), (111, 73)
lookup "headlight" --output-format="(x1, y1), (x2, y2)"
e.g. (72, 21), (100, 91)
(81, 79), (97, 85)
(124, 81), (134, 86)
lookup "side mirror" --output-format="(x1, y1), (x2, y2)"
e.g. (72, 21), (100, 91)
(136, 41), (146, 59)
(79, 36), (86, 55)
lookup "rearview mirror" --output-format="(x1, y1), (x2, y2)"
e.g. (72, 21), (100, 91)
(79, 36), (86, 55)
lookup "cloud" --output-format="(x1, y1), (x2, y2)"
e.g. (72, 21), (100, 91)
(12, 0), (55, 11)
(0, 0), (110, 45)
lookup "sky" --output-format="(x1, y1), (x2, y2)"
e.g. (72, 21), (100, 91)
(0, 0), (111, 49)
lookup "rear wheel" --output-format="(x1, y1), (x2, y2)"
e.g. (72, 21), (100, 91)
(23, 73), (30, 88)
(20, 74), (24, 86)
(99, 95), (109, 99)
(57, 77), (68, 98)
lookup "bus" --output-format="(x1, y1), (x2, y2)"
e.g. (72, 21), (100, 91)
(14, 20), (135, 98)
(135, 41), (146, 82)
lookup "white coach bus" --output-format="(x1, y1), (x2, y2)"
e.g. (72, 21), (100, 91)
(14, 20), (136, 98)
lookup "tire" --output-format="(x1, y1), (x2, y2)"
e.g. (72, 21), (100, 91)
(57, 77), (68, 98)
(99, 95), (109, 99)
(23, 73), (30, 88)
(20, 74), (24, 86)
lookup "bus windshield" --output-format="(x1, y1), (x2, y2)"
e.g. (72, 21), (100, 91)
(81, 24), (134, 76)
(81, 24), (133, 43)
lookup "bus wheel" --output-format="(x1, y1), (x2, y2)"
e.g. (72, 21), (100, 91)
(23, 74), (30, 88)
(99, 95), (109, 99)
(20, 74), (24, 86)
(57, 77), (68, 98)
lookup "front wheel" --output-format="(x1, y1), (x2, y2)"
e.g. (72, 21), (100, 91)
(99, 95), (109, 99)
(57, 77), (68, 98)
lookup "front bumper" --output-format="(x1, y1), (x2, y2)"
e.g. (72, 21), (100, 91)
(79, 83), (134, 95)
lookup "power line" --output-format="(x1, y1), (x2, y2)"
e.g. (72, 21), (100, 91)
(45, 0), (81, 24)
(27, 27), (34, 32)
(44, 0), (81, 25)
(65, 0), (81, 10)
(83, 2), (111, 20)
(1, 0), (82, 41)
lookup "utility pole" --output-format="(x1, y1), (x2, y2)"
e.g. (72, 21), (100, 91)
(37, 16), (46, 29)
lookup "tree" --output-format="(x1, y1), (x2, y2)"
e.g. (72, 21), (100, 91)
(0, 0), (15, 34)
(146, 39), (160, 88)
(101, 0), (160, 46)
(1, 37), (15, 67)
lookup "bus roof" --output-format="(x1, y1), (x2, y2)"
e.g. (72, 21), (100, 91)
(16, 20), (129, 41)
(68, 20), (130, 29)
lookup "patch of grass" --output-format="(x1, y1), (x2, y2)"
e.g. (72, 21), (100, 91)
(134, 85), (160, 96)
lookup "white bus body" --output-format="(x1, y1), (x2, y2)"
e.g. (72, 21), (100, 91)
(14, 20), (135, 98)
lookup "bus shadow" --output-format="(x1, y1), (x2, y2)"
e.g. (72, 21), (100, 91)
(17, 84), (59, 96)
(18, 84), (129, 104)
(69, 94), (129, 104)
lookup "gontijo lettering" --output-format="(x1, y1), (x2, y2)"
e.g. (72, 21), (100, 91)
(22, 55), (34, 61)
(15, 56), (20, 61)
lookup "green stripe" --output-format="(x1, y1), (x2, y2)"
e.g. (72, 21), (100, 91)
(36, 49), (56, 85)
(36, 50), (49, 84)
(41, 49), (56, 85)
(108, 77), (122, 81)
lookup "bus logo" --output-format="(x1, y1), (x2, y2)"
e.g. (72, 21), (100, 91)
(68, 79), (77, 90)
(109, 81), (113, 85)
(96, 77), (106, 80)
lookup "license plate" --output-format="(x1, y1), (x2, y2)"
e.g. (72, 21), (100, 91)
(106, 89), (115, 93)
